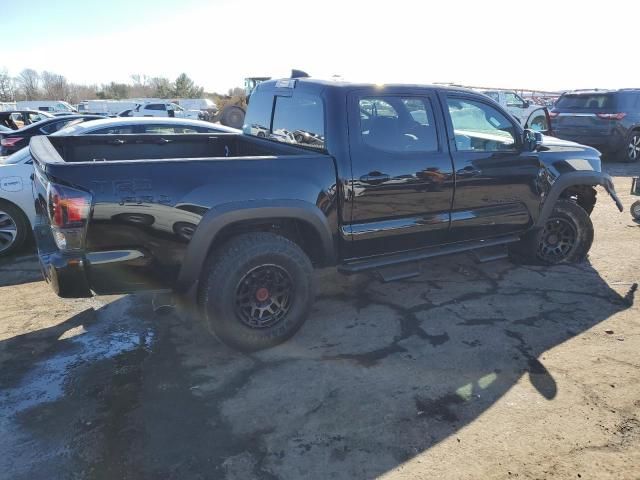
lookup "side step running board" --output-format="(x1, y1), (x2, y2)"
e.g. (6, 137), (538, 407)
(338, 235), (519, 274)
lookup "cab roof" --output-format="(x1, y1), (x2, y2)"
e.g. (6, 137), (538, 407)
(257, 77), (475, 95)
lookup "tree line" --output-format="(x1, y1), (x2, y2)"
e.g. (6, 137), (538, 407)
(0, 68), (243, 104)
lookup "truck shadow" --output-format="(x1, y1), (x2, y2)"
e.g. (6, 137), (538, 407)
(0, 255), (635, 479)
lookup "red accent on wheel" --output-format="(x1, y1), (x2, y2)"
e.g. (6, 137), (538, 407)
(255, 287), (270, 302)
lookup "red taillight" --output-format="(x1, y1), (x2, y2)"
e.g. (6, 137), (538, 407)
(48, 184), (91, 227)
(596, 112), (627, 120)
(1, 137), (24, 147)
(47, 183), (92, 251)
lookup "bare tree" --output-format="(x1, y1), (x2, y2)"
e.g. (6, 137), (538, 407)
(129, 74), (153, 97)
(149, 76), (173, 98)
(41, 71), (71, 100)
(67, 83), (99, 105)
(17, 68), (40, 100)
(0, 69), (16, 101)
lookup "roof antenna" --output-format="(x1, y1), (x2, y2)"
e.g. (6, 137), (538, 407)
(291, 69), (310, 79)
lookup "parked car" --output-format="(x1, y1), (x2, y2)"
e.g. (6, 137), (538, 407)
(0, 110), (53, 130)
(31, 78), (623, 351)
(131, 102), (201, 119)
(16, 100), (77, 114)
(0, 115), (104, 156)
(0, 117), (236, 257)
(480, 90), (543, 125)
(53, 116), (239, 136)
(550, 89), (640, 162)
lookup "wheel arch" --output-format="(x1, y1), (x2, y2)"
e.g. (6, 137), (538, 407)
(0, 197), (31, 225)
(175, 199), (336, 293)
(536, 171), (622, 227)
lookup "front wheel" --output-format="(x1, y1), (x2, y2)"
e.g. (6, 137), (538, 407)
(510, 200), (594, 265)
(198, 232), (314, 351)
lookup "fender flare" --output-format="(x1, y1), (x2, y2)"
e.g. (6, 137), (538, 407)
(175, 199), (336, 292)
(536, 171), (623, 227)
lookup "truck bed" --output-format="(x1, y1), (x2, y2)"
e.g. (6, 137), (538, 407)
(30, 133), (338, 295)
(31, 132), (320, 166)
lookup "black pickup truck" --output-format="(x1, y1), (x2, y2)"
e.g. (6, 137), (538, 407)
(31, 77), (623, 350)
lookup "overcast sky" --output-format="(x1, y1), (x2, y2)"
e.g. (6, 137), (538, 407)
(2, 0), (637, 93)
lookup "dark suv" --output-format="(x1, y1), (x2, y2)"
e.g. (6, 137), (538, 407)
(550, 89), (640, 162)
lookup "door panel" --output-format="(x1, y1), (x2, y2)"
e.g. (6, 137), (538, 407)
(442, 93), (542, 242)
(346, 90), (454, 259)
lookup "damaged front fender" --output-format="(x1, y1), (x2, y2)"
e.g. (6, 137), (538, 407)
(537, 171), (623, 227)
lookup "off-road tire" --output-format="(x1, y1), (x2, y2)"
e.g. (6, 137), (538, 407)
(199, 232), (314, 351)
(631, 200), (640, 221)
(0, 201), (29, 258)
(510, 200), (594, 265)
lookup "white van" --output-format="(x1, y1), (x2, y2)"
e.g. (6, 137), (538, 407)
(84, 100), (140, 116)
(0, 102), (17, 112)
(16, 100), (77, 114)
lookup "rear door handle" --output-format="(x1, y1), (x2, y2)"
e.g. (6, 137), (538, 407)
(107, 138), (125, 145)
(360, 173), (390, 185)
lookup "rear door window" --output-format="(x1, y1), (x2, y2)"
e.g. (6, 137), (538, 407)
(359, 96), (438, 152)
(92, 126), (136, 134)
(145, 104), (166, 111)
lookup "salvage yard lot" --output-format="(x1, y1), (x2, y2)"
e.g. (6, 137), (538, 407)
(1, 164), (639, 480)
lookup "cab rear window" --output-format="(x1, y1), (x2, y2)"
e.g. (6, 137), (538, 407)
(243, 92), (325, 150)
(555, 94), (614, 109)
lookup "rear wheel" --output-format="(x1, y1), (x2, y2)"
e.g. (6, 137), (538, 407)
(623, 131), (640, 163)
(510, 200), (593, 265)
(0, 201), (29, 258)
(631, 200), (640, 221)
(198, 232), (314, 351)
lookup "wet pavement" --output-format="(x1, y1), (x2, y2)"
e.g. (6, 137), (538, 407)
(1, 163), (639, 479)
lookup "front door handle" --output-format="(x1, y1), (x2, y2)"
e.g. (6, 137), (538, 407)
(360, 173), (390, 185)
(107, 138), (125, 145)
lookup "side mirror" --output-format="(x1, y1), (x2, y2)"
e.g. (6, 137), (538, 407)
(523, 100), (530, 108)
(523, 129), (543, 151)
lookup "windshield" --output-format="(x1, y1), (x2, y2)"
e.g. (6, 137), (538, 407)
(555, 93), (615, 109)
(1, 146), (31, 164)
(58, 101), (76, 112)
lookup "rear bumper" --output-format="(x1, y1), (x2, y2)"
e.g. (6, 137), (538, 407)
(553, 131), (625, 153)
(34, 224), (92, 298)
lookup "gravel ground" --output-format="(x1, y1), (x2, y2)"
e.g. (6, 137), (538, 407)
(0, 162), (638, 480)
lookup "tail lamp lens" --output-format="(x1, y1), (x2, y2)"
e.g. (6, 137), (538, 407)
(1, 137), (24, 147)
(47, 183), (92, 251)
